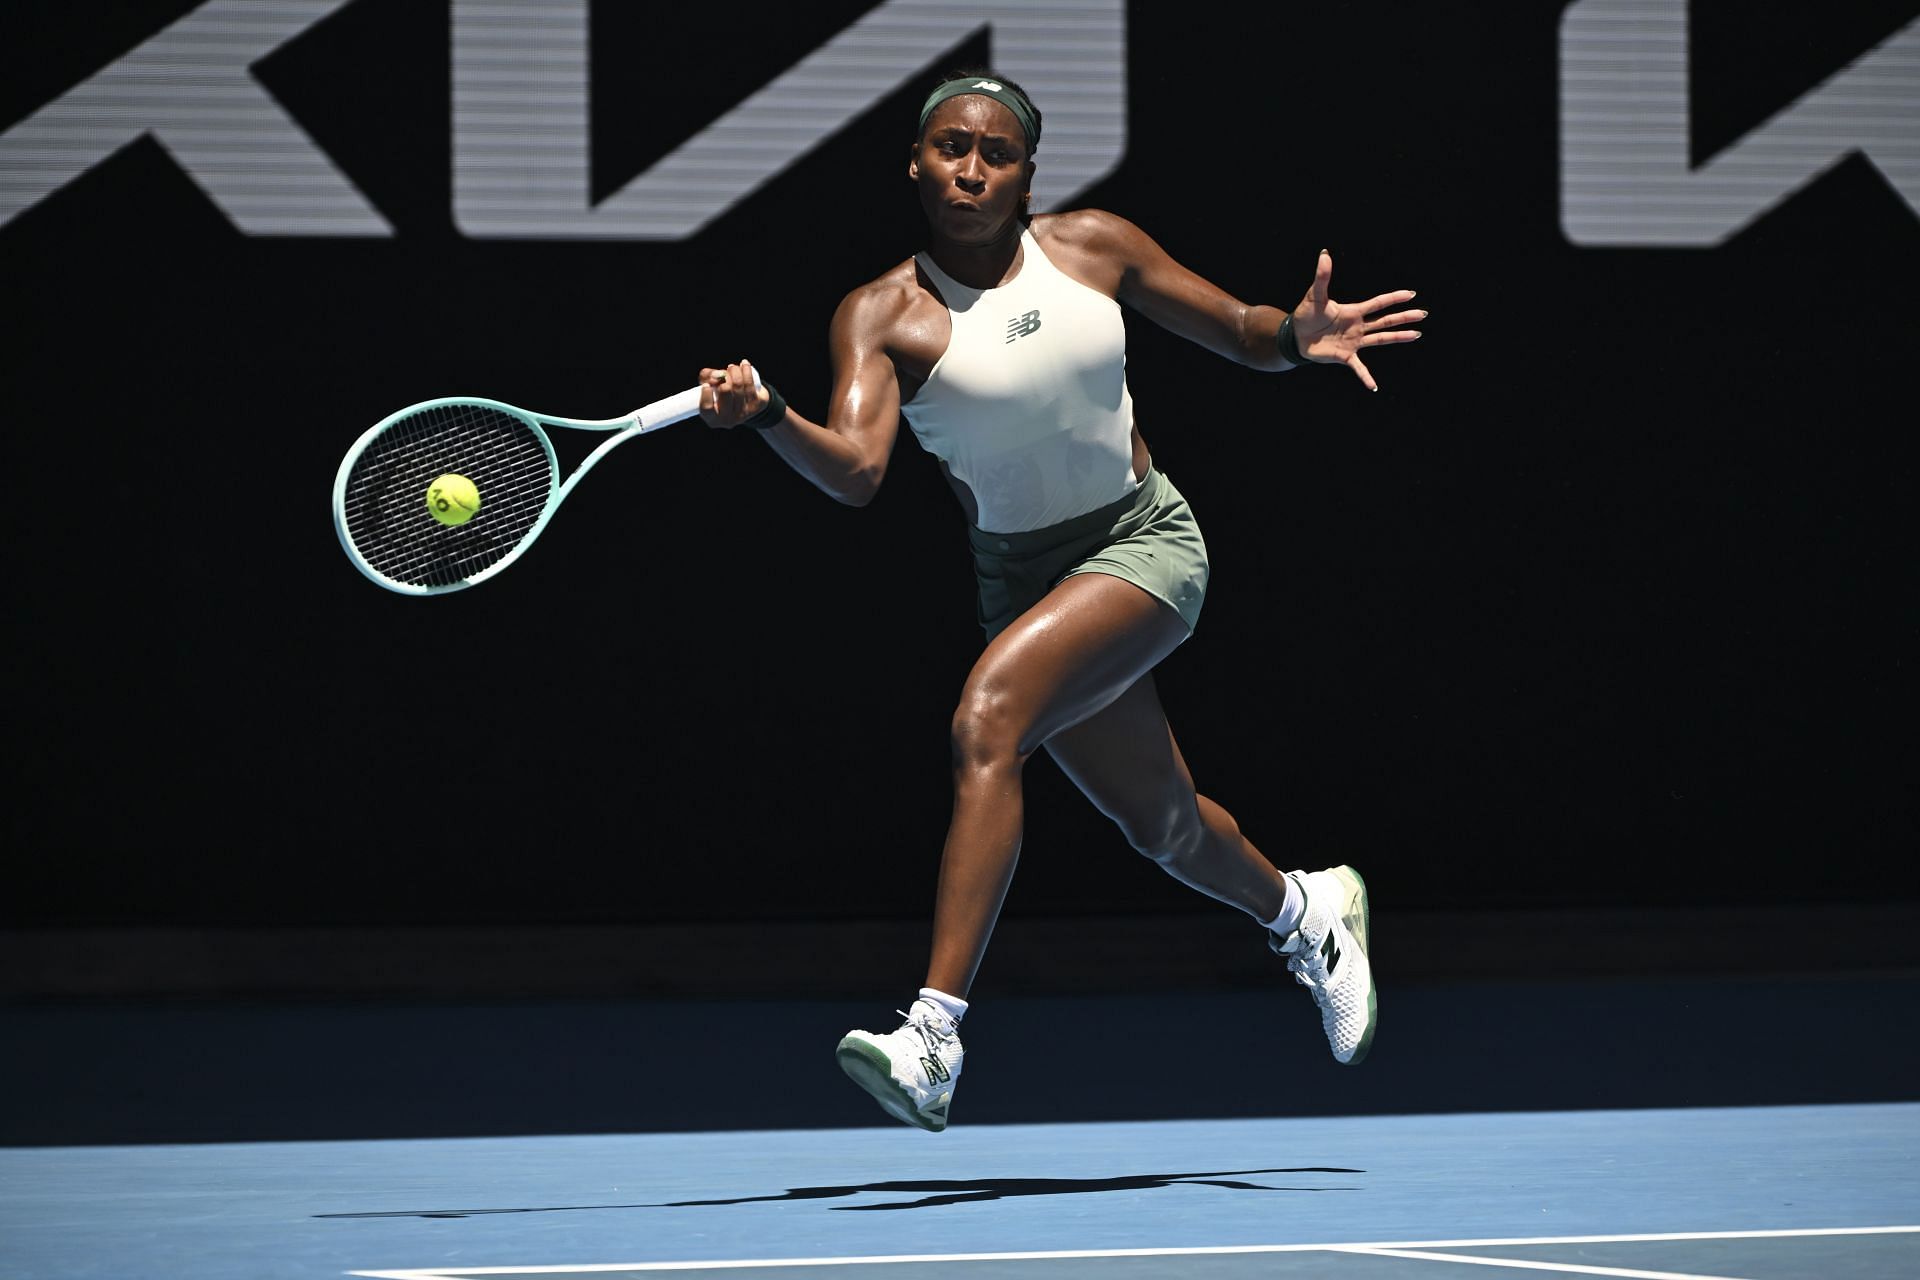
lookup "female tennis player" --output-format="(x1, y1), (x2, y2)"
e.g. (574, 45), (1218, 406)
(698, 70), (1424, 1132)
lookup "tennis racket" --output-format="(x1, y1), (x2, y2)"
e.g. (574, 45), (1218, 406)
(332, 370), (757, 595)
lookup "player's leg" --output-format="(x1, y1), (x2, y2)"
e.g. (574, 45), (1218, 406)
(836, 571), (1187, 1131)
(926, 571), (1192, 998)
(1045, 680), (1379, 1066)
(1041, 671), (1288, 922)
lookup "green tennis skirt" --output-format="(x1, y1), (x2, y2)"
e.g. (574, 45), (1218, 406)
(969, 467), (1209, 642)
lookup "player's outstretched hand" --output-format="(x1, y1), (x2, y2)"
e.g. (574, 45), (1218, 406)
(698, 359), (770, 427)
(1288, 251), (1425, 392)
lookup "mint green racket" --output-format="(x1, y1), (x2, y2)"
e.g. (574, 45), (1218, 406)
(332, 372), (756, 595)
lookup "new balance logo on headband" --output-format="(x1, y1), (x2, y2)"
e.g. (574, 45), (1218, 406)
(973, 81), (1004, 91)
(1005, 310), (1042, 342)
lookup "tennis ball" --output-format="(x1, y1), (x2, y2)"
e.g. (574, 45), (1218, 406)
(426, 473), (480, 526)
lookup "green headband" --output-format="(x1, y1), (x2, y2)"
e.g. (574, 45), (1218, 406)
(918, 77), (1040, 153)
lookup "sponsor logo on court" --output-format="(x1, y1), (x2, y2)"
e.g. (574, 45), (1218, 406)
(1005, 310), (1043, 342)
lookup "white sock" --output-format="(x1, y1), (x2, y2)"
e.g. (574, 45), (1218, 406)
(918, 986), (969, 1025)
(1259, 872), (1305, 936)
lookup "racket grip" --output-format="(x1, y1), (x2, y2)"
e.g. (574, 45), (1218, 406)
(640, 365), (767, 430)
(640, 387), (704, 429)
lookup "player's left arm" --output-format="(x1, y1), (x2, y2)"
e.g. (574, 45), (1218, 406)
(1090, 210), (1425, 391)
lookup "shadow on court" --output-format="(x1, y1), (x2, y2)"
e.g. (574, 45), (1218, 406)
(313, 1166), (1367, 1218)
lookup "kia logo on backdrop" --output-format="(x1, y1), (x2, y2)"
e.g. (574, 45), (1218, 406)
(0, 0), (1126, 239)
(1559, 0), (1917, 246)
(7, 1), (1913, 246)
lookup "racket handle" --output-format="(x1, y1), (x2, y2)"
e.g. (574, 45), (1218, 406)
(635, 366), (767, 431)
(638, 387), (703, 430)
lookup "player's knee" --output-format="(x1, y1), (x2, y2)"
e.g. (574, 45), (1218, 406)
(949, 685), (1029, 774)
(1124, 798), (1206, 869)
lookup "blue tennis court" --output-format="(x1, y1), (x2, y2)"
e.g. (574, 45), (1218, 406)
(6, 966), (1919, 1280)
(4, 1104), (1916, 1278)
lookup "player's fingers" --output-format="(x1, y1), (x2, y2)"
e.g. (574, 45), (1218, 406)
(1346, 353), (1378, 392)
(698, 372), (734, 426)
(700, 390), (734, 426)
(1312, 249), (1332, 309)
(1359, 329), (1423, 348)
(1366, 308), (1427, 330)
(1360, 289), (1418, 316)
(704, 365), (735, 423)
(738, 357), (768, 410)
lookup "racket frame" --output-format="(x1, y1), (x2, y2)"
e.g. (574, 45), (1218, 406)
(332, 383), (711, 595)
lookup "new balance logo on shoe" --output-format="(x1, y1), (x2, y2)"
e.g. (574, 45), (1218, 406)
(920, 1056), (951, 1085)
(1005, 310), (1042, 342)
(1320, 931), (1342, 975)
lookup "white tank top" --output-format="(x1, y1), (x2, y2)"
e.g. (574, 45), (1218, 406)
(902, 226), (1138, 534)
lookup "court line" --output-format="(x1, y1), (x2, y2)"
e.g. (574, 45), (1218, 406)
(1329, 1247), (1745, 1279)
(345, 1225), (1920, 1278)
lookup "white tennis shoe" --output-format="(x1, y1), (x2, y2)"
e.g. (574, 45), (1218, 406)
(836, 999), (964, 1132)
(1271, 865), (1377, 1064)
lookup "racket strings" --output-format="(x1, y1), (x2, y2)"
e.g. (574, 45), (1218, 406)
(340, 402), (555, 590)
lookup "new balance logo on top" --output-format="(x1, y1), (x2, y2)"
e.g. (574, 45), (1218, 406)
(1005, 310), (1042, 342)
(920, 1056), (951, 1085)
(1320, 931), (1342, 975)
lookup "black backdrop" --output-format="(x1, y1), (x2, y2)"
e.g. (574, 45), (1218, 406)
(5, 1), (1915, 932)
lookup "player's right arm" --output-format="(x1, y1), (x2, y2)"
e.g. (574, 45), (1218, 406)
(700, 283), (904, 507)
